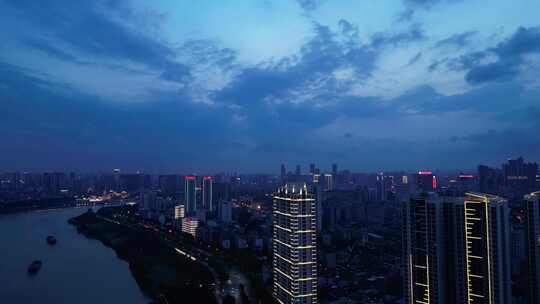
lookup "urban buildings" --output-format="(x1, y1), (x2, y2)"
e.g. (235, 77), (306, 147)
(503, 157), (538, 200)
(174, 205), (185, 220)
(184, 176), (196, 214)
(525, 191), (540, 304)
(463, 192), (511, 304)
(272, 183), (317, 304)
(182, 217), (199, 237)
(478, 165), (503, 195)
(324, 174), (333, 192)
(218, 200), (232, 223)
(402, 192), (511, 304)
(478, 157), (538, 199)
(415, 171), (436, 192)
(402, 192), (447, 303)
(158, 174), (180, 196)
(202, 176), (213, 211)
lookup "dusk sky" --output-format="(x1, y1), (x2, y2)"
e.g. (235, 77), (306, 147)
(1, 0), (539, 173)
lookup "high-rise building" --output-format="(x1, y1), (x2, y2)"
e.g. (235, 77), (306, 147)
(442, 197), (468, 304)
(184, 176), (197, 214)
(182, 217), (198, 237)
(202, 176), (213, 211)
(478, 165), (503, 195)
(159, 174), (180, 196)
(309, 163), (315, 175)
(174, 205), (185, 220)
(273, 183), (317, 304)
(295, 165), (301, 177)
(457, 174), (475, 194)
(415, 171), (436, 192)
(402, 192), (513, 304)
(332, 164), (337, 177)
(402, 193), (448, 303)
(463, 192), (511, 304)
(503, 157), (538, 199)
(525, 191), (540, 304)
(219, 200), (232, 223)
(324, 174), (333, 192)
(312, 180), (323, 232)
(141, 190), (157, 210)
(376, 173), (387, 201)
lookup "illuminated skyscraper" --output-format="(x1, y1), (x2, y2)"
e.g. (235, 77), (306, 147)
(184, 176), (196, 214)
(273, 183), (317, 304)
(182, 217), (198, 237)
(202, 176), (213, 211)
(525, 191), (540, 304)
(174, 205), (185, 219)
(463, 192), (511, 304)
(402, 193), (448, 304)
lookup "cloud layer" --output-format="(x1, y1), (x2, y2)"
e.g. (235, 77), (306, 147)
(0, 0), (539, 172)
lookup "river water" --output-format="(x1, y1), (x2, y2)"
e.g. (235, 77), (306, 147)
(0, 208), (148, 303)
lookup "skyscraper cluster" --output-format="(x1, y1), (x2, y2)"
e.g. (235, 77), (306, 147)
(403, 189), (540, 304)
(479, 157), (538, 200)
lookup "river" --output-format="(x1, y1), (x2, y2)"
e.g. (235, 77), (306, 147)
(0, 208), (149, 303)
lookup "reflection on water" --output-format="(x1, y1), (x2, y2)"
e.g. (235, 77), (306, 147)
(0, 208), (148, 304)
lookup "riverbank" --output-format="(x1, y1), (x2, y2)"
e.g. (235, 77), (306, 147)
(69, 209), (217, 304)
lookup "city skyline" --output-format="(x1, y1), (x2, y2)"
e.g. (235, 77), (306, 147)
(1, 1), (540, 172)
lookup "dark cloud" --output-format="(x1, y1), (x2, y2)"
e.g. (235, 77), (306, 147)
(408, 52), (423, 65)
(395, 82), (539, 119)
(215, 22), (378, 109)
(404, 0), (463, 9)
(426, 27), (540, 84)
(2, 3), (539, 171)
(455, 123), (540, 158)
(218, 21), (423, 108)
(404, 0), (443, 8)
(338, 19), (358, 38)
(399, 0), (464, 21)
(296, 0), (322, 12)
(159, 63), (192, 83)
(465, 27), (540, 84)
(180, 40), (237, 70)
(23, 38), (89, 65)
(371, 24), (425, 48)
(2, 0), (191, 83)
(0, 63), (241, 172)
(434, 31), (477, 48)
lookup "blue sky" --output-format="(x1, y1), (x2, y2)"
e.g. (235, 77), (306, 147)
(0, 0), (539, 173)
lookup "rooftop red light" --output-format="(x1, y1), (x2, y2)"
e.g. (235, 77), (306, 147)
(203, 176), (212, 180)
(418, 171), (433, 175)
(184, 176), (196, 181)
